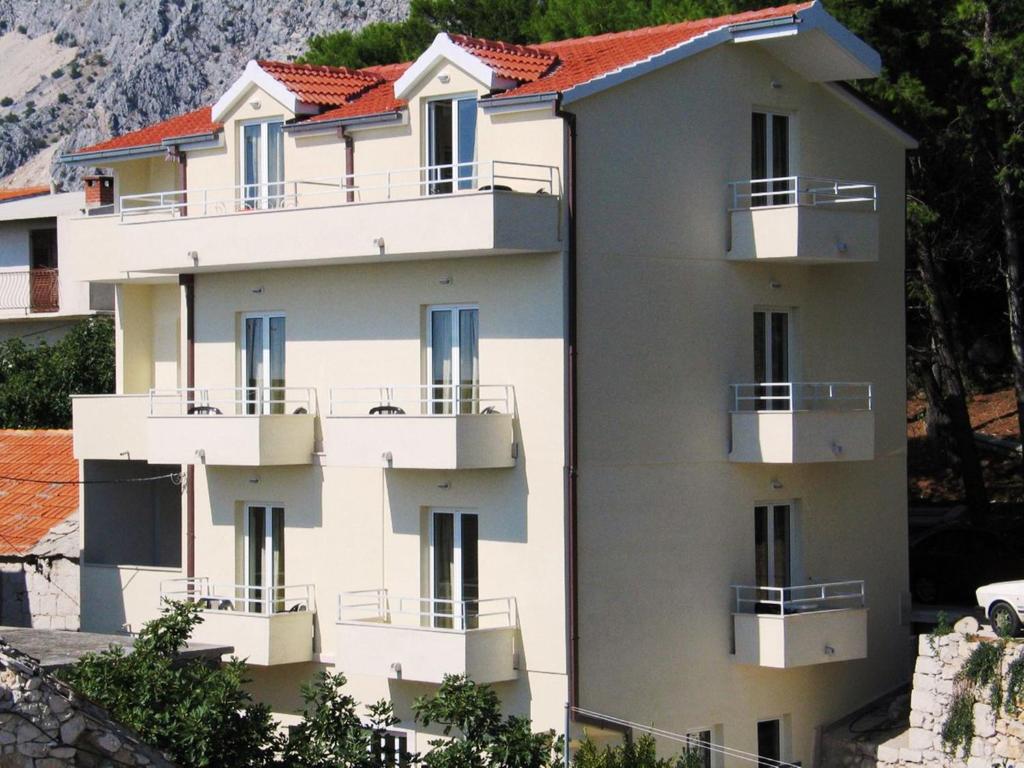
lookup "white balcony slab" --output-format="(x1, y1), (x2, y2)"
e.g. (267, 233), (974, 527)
(73, 395), (151, 461)
(335, 621), (517, 684)
(733, 608), (868, 668)
(729, 410), (874, 463)
(147, 414), (315, 466)
(324, 414), (515, 469)
(190, 610), (314, 666)
(729, 206), (878, 263)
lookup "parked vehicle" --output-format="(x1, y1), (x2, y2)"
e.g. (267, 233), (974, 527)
(910, 525), (1024, 605)
(976, 581), (1024, 636)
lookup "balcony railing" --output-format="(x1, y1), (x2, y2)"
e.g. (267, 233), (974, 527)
(730, 382), (873, 413)
(149, 386), (317, 417)
(162, 577), (315, 615)
(328, 384), (513, 417)
(339, 589), (516, 632)
(728, 176), (877, 211)
(732, 580), (866, 616)
(0, 268), (59, 313)
(118, 161), (560, 220)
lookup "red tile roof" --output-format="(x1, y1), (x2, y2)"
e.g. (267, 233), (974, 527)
(449, 34), (558, 82)
(75, 106), (221, 155)
(0, 430), (78, 556)
(257, 60), (383, 105)
(0, 186), (50, 203)
(308, 62), (411, 123)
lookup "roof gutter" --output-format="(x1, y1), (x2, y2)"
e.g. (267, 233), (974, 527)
(285, 109), (406, 135)
(58, 129), (223, 166)
(160, 130), (221, 148)
(480, 92), (559, 113)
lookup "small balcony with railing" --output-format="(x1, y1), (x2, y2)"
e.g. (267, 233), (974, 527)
(728, 382), (874, 463)
(732, 581), (868, 668)
(727, 177), (879, 263)
(66, 161), (562, 279)
(324, 385), (516, 469)
(336, 590), (518, 684)
(146, 387), (317, 467)
(162, 578), (315, 666)
(0, 268), (60, 316)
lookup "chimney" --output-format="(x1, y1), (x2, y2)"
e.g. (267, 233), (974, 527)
(84, 174), (114, 208)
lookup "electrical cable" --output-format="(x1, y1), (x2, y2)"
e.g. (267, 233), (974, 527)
(0, 471), (182, 485)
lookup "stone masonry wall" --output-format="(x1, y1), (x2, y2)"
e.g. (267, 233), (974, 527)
(0, 519), (79, 631)
(877, 621), (1024, 768)
(0, 640), (173, 767)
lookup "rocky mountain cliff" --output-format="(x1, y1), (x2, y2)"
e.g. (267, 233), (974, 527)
(0, 0), (407, 188)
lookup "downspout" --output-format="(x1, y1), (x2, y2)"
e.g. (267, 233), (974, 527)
(343, 129), (355, 203)
(168, 145), (187, 216)
(179, 273), (196, 580)
(555, 97), (631, 739)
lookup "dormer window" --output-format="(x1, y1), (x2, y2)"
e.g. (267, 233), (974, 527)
(427, 96), (477, 195)
(241, 119), (285, 210)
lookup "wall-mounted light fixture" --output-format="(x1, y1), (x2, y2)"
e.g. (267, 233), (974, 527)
(770, 79), (783, 89)
(769, 279), (782, 289)
(374, 237), (386, 255)
(770, 477), (784, 490)
(249, 99), (262, 110)
(439, 276), (452, 286)
(437, 480), (451, 490)
(251, 286), (264, 294)
(189, 250), (199, 267)
(438, 73), (450, 84)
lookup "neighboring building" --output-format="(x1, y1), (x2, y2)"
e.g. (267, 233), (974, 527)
(0, 185), (114, 343)
(62, 1), (915, 763)
(0, 430), (80, 630)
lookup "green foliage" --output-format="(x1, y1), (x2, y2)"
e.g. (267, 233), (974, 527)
(61, 601), (281, 768)
(299, 17), (436, 69)
(0, 96), (12, 107)
(573, 735), (703, 768)
(1004, 653), (1024, 715)
(413, 675), (561, 768)
(0, 316), (115, 428)
(942, 640), (1007, 754)
(50, 67), (64, 78)
(57, 92), (70, 104)
(942, 689), (976, 757)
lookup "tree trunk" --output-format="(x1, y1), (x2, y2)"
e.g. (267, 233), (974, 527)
(995, 137), (1024, 464)
(917, 240), (989, 518)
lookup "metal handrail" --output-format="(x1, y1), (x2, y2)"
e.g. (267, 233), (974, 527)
(328, 384), (514, 417)
(161, 577), (316, 615)
(732, 580), (865, 615)
(337, 588), (517, 632)
(0, 268), (60, 313)
(148, 386), (317, 416)
(728, 176), (877, 211)
(730, 381), (873, 412)
(118, 160), (561, 219)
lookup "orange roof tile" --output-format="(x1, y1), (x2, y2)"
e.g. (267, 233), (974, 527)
(75, 106), (221, 155)
(308, 62), (411, 123)
(0, 430), (77, 556)
(0, 186), (50, 203)
(449, 35), (557, 82)
(258, 60), (383, 106)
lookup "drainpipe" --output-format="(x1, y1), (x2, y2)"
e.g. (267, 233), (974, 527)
(343, 129), (355, 203)
(179, 274), (196, 580)
(555, 98), (631, 739)
(167, 145), (187, 216)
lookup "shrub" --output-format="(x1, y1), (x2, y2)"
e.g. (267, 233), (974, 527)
(0, 96), (12, 107)
(51, 67), (64, 78)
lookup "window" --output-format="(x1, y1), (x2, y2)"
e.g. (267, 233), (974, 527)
(751, 112), (791, 206)
(685, 730), (713, 768)
(427, 96), (477, 194)
(755, 503), (793, 592)
(244, 504), (285, 614)
(372, 730), (411, 768)
(757, 719), (782, 768)
(242, 312), (286, 414)
(430, 510), (479, 630)
(427, 305), (479, 414)
(241, 119), (285, 209)
(753, 310), (790, 411)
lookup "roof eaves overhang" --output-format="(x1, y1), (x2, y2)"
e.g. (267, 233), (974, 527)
(394, 33), (517, 101)
(211, 60), (319, 123)
(480, 92), (558, 114)
(160, 130), (222, 149)
(284, 109), (407, 135)
(58, 144), (168, 165)
(824, 82), (918, 149)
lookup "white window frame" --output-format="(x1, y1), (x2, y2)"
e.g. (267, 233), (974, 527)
(242, 502), (284, 613)
(754, 501), (802, 590)
(428, 508), (478, 630)
(425, 93), (477, 192)
(241, 311), (286, 414)
(426, 304), (479, 413)
(755, 716), (788, 768)
(684, 727), (721, 768)
(238, 117), (285, 209)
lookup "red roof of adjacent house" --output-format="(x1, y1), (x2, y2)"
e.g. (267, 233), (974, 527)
(73, 3), (812, 151)
(0, 186), (50, 203)
(0, 430), (78, 556)
(257, 60), (384, 105)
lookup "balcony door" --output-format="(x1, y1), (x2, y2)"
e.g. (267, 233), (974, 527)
(756, 719), (782, 768)
(427, 96), (477, 194)
(430, 510), (478, 630)
(755, 503), (793, 613)
(241, 119), (285, 210)
(29, 229), (58, 313)
(754, 309), (790, 411)
(428, 305), (479, 414)
(242, 312), (285, 414)
(751, 112), (790, 206)
(244, 504), (284, 614)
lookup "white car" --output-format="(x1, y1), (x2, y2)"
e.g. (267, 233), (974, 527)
(976, 581), (1024, 636)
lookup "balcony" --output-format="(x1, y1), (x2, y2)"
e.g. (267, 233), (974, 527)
(66, 162), (562, 281)
(146, 387), (316, 466)
(732, 581), (868, 668)
(324, 386), (516, 469)
(729, 382), (874, 463)
(162, 578), (315, 666)
(0, 268), (60, 314)
(336, 590), (518, 684)
(73, 394), (151, 461)
(727, 177), (878, 263)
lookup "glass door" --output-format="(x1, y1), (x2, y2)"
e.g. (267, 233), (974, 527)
(241, 120), (285, 209)
(755, 503), (792, 614)
(244, 504), (284, 614)
(428, 306), (479, 414)
(751, 112), (790, 206)
(754, 310), (790, 411)
(430, 510), (479, 630)
(242, 313), (286, 414)
(427, 97), (477, 195)
(757, 719), (782, 768)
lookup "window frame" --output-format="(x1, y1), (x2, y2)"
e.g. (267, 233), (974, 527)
(242, 502), (285, 614)
(425, 93), (478, 193)
(428, 508), (479, 630)
(238, 117), (286, 209)
(426, 304), (479, 414)
(240, 310), (286, 414)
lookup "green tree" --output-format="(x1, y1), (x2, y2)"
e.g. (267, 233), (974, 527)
(413, 675), (560, 768)
(574, 734), (704, 768)
(299, 17), (436, 69)
(0, 315), (115, 428)
(61, 601), (281, 768)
